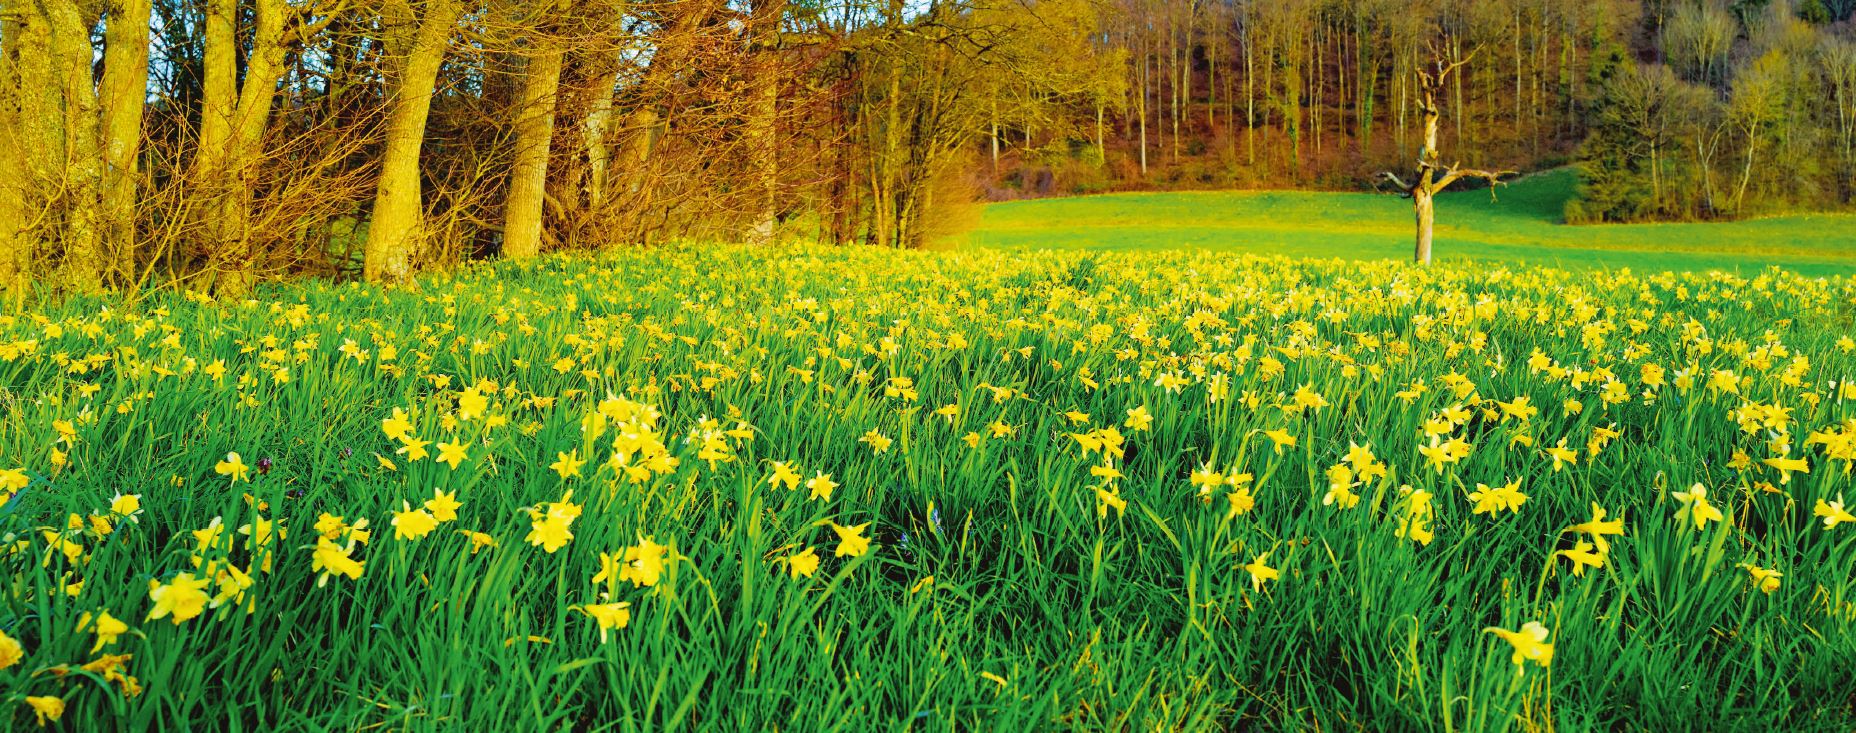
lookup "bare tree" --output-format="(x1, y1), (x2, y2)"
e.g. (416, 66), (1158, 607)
(1379, 44), (1514, 265)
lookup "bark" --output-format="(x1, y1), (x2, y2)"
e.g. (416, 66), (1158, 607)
(503, 33), (565, 259)
(364, 0), (466, 285)
(1137, 48), (1148, 176)
(0, 5), (26, 298)
(42, 0), (105, 291)
(197, 0), (291, 295)
(743, 0), (789, 244)
(1414, 184), (1433, 264)
(8, 2), (65, 298)
(580, 62), (621, 212)
(1381, 48), (1511, 265)
(99, 0), (152, 277)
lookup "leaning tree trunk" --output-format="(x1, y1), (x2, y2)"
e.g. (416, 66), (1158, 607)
(364, 0), (465, 285)
(503, 37), (565, 259)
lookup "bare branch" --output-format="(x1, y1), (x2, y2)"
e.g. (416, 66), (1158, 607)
(1434, 167), (1518, 195)
(1377, 171), (1414, 196)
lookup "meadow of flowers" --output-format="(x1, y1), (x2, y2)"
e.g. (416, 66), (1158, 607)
(0, 247), (1853, 730)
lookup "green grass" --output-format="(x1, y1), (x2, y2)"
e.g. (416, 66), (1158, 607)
(1, 246), (1854, 730)
(970, 169), (1856, 276)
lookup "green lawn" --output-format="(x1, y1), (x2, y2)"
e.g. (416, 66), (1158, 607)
(970, 169), (1856, 276)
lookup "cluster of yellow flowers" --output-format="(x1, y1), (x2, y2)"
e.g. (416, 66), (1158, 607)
(0, 248), (1853, 721)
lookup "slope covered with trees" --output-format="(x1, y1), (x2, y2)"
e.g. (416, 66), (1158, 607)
(0, 0), (1852, 296)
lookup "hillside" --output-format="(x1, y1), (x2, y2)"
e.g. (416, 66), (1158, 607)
(971, 169), (1856, 276)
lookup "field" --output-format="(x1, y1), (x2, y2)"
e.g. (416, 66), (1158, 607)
(2, 242), (1856, 731)
(972, 169), (1856, 277)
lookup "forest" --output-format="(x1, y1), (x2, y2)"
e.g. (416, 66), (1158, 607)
(2, 0), (1855, 295)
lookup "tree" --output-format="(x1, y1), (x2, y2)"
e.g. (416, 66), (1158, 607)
(195, 0), (342, 294)
(364, 0), (467, 286)
(1378, 44), (1514, 264)
(2, 0), (151, 293)
(1818, 36), (1856, 201)
(502, 0), (571, 259)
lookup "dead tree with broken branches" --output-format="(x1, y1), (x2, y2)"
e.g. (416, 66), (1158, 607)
(1379, 42), (1516, 265)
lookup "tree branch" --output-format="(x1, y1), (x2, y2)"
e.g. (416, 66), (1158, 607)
(1434, 167), (1518, 196)
(1377, 171), (1414, 196)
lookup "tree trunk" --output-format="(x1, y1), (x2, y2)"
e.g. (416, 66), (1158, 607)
(198, 0), (289, 295)
(0, 5), (28, 299)
(42, 0), (105, 291)
(99, 0), (152, 281)
(1243, 14), (1254, 167)
(743, 0), (788, 244)
(990, 98), (999, 170)
(1137, 48), (1148, 176)
(580, 63), (622, 214)
(1385, 51), (1509, 266)
(364, 0), (465, 285)
(1414, 188), (1434, 264)
(503, 41), (564, 259)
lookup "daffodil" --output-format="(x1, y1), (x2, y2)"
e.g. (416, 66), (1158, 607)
(436, 441), (469, 469)
(1124, 406), (1153, 431)
(458, 530), (497, 554)
(78, 609), (129, 652)
(25, 696), (64, 726)
(830, 521), (871, 558)
(109, 492), (142, 521)
(549, 449), (585, 479)
(617, 536), (670, 587)
(391, 501), (438, 541)
(525, 491), (581, 553)
(311, 538), (365, 585)
(146, 572), (212, 624)
(425, 489), (462, 522)
(1737, 562), (1782, 594)
(1556, 540), (1605, 576)
(577, 600), (632, 642)
(1544, 440), (1578, 471)
(1323, 464), (1360, 509)
(1671, 483), (1724, 530)
(1225, 485), (1256, 519)
(767, 461), (802, 491)
(215, 452), (250, 482)
(1815, 493), (1855, 529)
(1565, 503), (1625, 554)
(1485, 621), (1553, 671)
(1243, 552), (1279, 592)
(0, 629), (22, 670)
(1468, 480), (1528, 515)
(1096, 486), (1128, 518)
(859, 429), (894, 453)
(1763, 456), (1810, 484)
(806, 472), (838, 502)
(787, 547), (820, 579)
(1395, 487), (1434, 546)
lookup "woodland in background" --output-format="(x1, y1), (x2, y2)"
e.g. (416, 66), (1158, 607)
(1, 0), (1854, 297)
